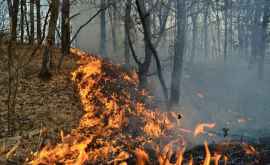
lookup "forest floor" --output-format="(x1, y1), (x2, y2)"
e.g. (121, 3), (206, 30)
(0, 44), (83, 163)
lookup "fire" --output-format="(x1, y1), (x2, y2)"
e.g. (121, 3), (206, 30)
(242, 143), (257, 156)
(30, 137), (92, 165)
(213, 153), (222, 165)
(28, 48), (259, 164)
(30, 49), (175, 164)
(135, 148), (149, 165)
(188, 156), (193, 165)
(194, 123), (216, 137)
(203, 141), (211, 165)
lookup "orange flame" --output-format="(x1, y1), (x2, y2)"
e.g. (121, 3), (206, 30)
(203, 141), (211, 165)
(135, 148), (149, 165)
(194, 123), (216, 137)
(242, 143), (257, 156)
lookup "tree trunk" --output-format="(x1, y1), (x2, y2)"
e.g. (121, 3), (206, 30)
(110, 2), (117, 53)
(58, 0), (70, 69)
(203, 1), (209, 59)
(170, 0), (186, 106)
(216, 0), (221, 57)
(20, 0), (25, 43)
(23, 1), (30, 41)
(190, 14), (198, 66)
(7, 0), (19, 136)
(39, 0), (60, 79)
(224, 0), (228, 63)
(136, 0), (152, 89)
(124, 0), (132, 66)
(36, 0), (41, 42)
(136, 0), (168, 103)
(100, 0), (107, 57)
(258, 0), (269, 80)
(29, 0), (35, 43)
(229, 0), (233, 56)
(249, 2), (262, 69)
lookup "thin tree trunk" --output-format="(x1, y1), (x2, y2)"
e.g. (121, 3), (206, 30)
(100, 0), (107, 57)
(23, 1), (30, 41)
(20, 0), (25, 43)
(224, 0), (228, 63)
(229, 0), (233, 56)
(216, 0), (221, 57)
(203, 1), (209, 59)
(29, 0), (35, 43)
(36, 0), (41, 42)
(190, 14), (198, 66)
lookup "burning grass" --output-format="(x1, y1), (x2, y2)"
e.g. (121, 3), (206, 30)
(28, 49), (268, 165)
(29, 48), (178, 164)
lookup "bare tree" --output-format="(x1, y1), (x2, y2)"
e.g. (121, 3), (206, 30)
(7, 0), (19, 135)
(135, 0), (169, 103)
(39, 0), (60, 79)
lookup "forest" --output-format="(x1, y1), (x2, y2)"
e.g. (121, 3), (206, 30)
(0, 0), (270, 164)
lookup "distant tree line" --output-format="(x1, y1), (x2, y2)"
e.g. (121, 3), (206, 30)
(3, 0), (270, 116)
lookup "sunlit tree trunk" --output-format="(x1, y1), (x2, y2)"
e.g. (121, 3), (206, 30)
(20, 0), (25, 43)
(39, 0), (60, 79)
(22, 1), (30, 41)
